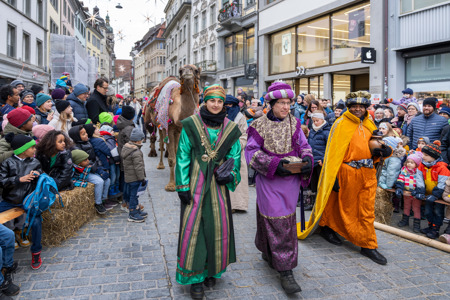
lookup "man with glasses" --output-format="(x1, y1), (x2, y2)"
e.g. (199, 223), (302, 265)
(245, 81), (313, 294)
(67, 83), (90, 121)
(86, 78), (110, 124)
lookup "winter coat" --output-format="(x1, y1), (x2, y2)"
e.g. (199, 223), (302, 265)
(293, 103), (307, 116)
(89, 137), (112, 169)
(378, 147), (406, 189)
(34, 108), (53, 125)
(392, 96), (417, 105)
(116, 116), (135, 155)
(36, 150), (74, 191)
(100, 132), (120, 164)
(290, 106), (301, 120)
(440, 126), (450, 164)
(308, 122), (331, 166)
(67, 93), (89, 121)
(416, 160), (450, 197)
(0, 156), (42, 204)
(0, 123), (32, 164)
(68, 126), (97, 162)
(86, 90), (109, 124)
(48, 115), (76, 133)
(395, 166), (424, 193)
(407, 113), (448, 149)
(122, 142), (146, 183)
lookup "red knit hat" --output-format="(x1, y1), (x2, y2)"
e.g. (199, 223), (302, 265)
(7, 108), (32, 128)
(116, 94), (124, 99)
(20, 105), (35, 115)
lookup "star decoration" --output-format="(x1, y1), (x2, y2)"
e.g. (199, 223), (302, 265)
(85, 13), (99, 26)
(119, 65), (125, 73)
(116, 29), (125, 42)
(143, 13), (154, 25)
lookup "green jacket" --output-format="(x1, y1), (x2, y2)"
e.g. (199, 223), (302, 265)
(0, 123), (32, 164)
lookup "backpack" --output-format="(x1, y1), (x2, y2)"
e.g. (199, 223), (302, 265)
(22, 174), (63, 237)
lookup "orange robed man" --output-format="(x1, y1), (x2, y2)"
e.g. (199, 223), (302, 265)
(297, 91), (393, 265)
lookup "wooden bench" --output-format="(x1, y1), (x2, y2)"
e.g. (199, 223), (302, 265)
(385, 188), (450, 206)
(0, 208), (25, 224)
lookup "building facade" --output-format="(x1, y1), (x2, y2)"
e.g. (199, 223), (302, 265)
(0, 0), (49, 87)
(216, 0), (257, 97)
(387, 0), (450, 100)
(164, 0), (192, 77)
(258, 0), (384, 104)
(191, 0), (219, 86)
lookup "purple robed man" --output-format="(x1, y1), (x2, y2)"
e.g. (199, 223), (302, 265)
(245, 81), (313, 295)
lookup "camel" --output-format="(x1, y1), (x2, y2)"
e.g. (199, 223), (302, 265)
(145, 65), (201, 191)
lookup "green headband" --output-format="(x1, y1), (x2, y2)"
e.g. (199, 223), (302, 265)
(204, 95), (225, 102)
(14, 139), (36, 155)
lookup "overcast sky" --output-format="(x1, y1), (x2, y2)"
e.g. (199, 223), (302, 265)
(85, 0), (166, 59)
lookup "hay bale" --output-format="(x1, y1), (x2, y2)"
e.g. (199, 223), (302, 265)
(374, 186), (393, 225)
(42, 184), (96, 246)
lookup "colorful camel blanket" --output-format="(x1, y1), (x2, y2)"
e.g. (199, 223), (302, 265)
(155, 80), (181, 132)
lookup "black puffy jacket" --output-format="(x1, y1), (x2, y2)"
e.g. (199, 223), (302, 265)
(68, 125), (97, 162)
(36, 150), (74, 191)
(0, 156), (43, 204)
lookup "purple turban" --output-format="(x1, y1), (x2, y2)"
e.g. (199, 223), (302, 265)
(264, 82), (295, 103)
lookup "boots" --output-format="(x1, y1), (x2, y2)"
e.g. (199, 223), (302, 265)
(360, 248), (387, 265)
(397, 214), (409, 227)
(279, 270), (301, 294)
(319, 226), (342, 246)
(190, 283), (204, 299)
(420, 222), (433, 234)
(14, 229), (30, 248)
(413, 219), (421, 233)
(0, 262), (19, 297)
(426, 225), (440, 239)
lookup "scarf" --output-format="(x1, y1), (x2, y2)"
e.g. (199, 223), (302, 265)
(404, 113), (415, 125)
(312, 120), (327, 131)
(267, 109), (284, 122)
(422, 158), (440, 168)
(23, 102), (36, 109)
(226, 105), (240, 121)
(200, 105), (226, 127)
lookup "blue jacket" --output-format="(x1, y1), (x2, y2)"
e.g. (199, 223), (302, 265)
(308, 122), (331, 166)
(378, 147), (406, 189)
(67, 93), (88, 121)
(407, 113), (448, 149)
(34, 108), (51, 125)
(89, 137), (112, 169)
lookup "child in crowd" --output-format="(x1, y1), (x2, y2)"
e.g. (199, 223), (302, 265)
(100, 124), (121, 197)
(35, 130), (74, 191)
(69, 125), (96, 163)
(34, 93), (54, 125)
(379, 122), (397, 137)
(0, 134), (44, 270)
(86, 124), (111, 171)
(395, 151), (424, 232)
(48, 101), (75, 133)
(306, 113), (331, 210)
(416, 137), (430, 152)
(378, 137), (405, 190)
(71, 149), (113, 214)
(117, 106), (136, 154)
(122, 128), (148, 222)
(416, 141), (450, 239)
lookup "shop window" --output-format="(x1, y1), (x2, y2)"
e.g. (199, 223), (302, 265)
(299, 78), (309, 96)
(247, 27), (255, 63)
(297, 16), (330, 69)
(333, 74), (351, 103)
(23, 32), (30, 63)
(270, 27), (296, 74)
(401, 0), (448, 14)
(331, 3), (370, 64)
(309, 76), (319, 98)
(406, 53), (450, 83)
(235, 31), (244, 66)
(225, 36), (233, 69)
(7, 24), (16, 58)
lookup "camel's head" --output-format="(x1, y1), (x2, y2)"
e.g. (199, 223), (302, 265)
(179, 65), (201, 94)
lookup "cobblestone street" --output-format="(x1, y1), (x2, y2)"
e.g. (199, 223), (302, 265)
(12, 143), (450, 299)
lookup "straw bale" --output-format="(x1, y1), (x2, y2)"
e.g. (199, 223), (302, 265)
(42, 183), (96, 246)
(374, 186), (393, 225)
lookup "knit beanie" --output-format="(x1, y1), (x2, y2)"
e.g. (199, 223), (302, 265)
(30, 84), (43, 96)
(20, 89), (34, 101)
(422, 141), (441, 160)
(83, 123), (96, 138)
(121, 105), (135, 120)
(397, 103), (408, 113)
(418, 136), (430, 145)
(32, 124), (55, 141)
(113, 115), (120, 125)
(73, 83), (89, 97)
(55, 100), (71, 114)
(310, 112), (325, 120)
(402, 88), (414, 95)
(440, 106), (450, 117)
(10, 79), (24, 88)
(36, 93), (52, 108)
(20, 105), (35, 115)
(335, 100), (345, 110)
(382, 136), (400, 150)
(116, 94), (124, 99)
(407, 102), (421, 112)
(115, 108), (122, 116)
(71, 149), (90, 165)
(423, 97), (438, 110)
(264, 81), (294, 106)
(7, 108), (32, 128)
(5, 133), (35, 155)
(99, 112), (113, 124)
(130, 127), (145, 142)
(407, 152), (422, 167)
(52, 88), (66, 100)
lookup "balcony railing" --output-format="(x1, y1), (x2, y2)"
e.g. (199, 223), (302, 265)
(195, 60), (217, 73)
(218, 2), (241, 23)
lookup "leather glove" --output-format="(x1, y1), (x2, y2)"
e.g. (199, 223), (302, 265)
(178, 191), (191, 205)
(300, 157), (312, 175)
(216, 174), (233, 185)
(426, 195), (437, 202)
(332, 178), (340, 192)
(276, 159), (292, 177)
(415, 193), (425, 200)
(373, 147), (392, 158)
(395, 189), (403, 198)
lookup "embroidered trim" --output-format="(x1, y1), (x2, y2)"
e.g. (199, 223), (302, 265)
(231, 170), (238, 186)
(259, 210), (295, 220)
(176, 184), (189, 190)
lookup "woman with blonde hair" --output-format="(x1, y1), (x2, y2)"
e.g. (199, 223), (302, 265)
(48, 101), (76, 133)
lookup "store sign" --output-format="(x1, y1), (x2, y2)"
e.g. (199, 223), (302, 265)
(371, 93), (381, 104)
(295, 66), (306, 76)
(361, 47), (376, 64)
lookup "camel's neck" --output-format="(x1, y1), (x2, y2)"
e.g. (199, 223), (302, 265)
(180, 83), (199, 119)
